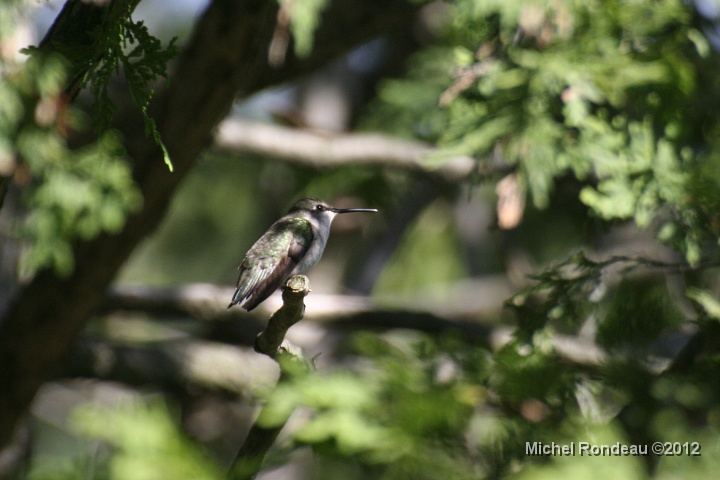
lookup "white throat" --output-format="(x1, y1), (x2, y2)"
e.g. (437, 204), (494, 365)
(293, 210), (337, 275)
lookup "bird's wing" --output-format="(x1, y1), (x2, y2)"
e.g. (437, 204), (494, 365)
(228, 218), (313, 311)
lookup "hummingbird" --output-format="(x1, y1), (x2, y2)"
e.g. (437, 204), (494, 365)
(228, 198), (377, 311)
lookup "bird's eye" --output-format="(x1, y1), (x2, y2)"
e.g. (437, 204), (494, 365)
(315, 205), (324, 211)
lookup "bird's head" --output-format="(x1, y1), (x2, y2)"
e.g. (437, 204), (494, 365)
(289, 198), (377, 223)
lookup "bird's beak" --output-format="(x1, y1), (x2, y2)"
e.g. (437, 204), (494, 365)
(333, 207), (378, 214)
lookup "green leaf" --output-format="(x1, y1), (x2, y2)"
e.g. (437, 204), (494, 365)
(70, 5), (178, 171)
(687, 288), (720, 320)
(282, 0), (330, 58)
(71, 401), (224, 480)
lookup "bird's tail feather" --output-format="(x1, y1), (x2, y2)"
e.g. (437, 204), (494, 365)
(227, 288), (245, 310)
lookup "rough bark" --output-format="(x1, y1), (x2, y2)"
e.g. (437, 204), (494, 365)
(0, 0), (419, 448)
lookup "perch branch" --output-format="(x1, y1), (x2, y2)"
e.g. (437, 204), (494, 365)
(254, 275), (310, 359)
(231, 275), (312, 480)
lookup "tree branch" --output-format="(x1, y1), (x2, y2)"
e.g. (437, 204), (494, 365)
(215, 118), (480, 183)
(254, 275), (310, 359)
(231, 276), (312, 480)
(97, 282), (607, 368)
(68, 337), (279, 397)
(102, 275), (512, 321)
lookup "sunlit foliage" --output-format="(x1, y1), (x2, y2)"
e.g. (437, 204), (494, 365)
(370, 0), (720, 265)
(0, 0), (176, 275)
